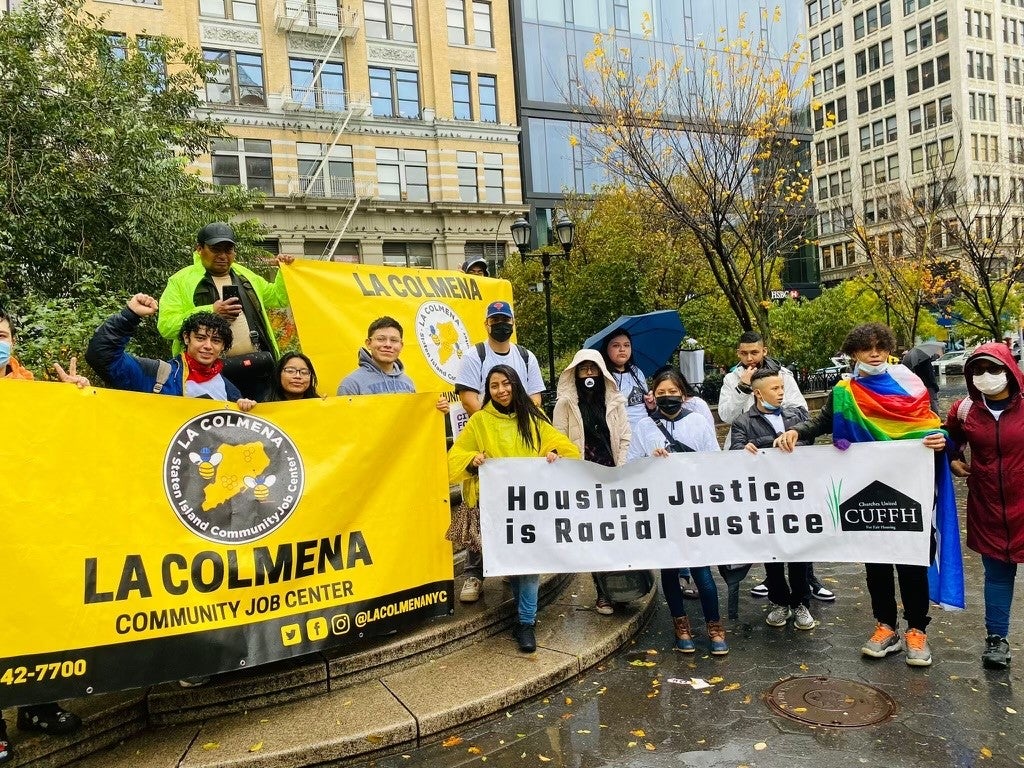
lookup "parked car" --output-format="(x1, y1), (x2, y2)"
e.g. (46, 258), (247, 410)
(812, 356), (851, 377)
(933, 350), (970, 376)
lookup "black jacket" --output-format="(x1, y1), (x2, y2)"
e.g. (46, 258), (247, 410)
(728, 403), (812, 450)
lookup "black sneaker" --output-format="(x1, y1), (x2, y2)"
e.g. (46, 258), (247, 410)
(514, 622), (537, 653)
(809, 578), (836, 602)
(983, 635), (1011, 669)
(16, 704), (81, 736)
(0, 718), (12, 764)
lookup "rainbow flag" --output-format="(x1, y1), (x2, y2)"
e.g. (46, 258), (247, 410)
(833, 366), (965, 610)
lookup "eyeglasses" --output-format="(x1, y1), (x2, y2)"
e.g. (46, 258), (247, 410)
(370, 335), (402, 345)
(283, 367), (311, 377)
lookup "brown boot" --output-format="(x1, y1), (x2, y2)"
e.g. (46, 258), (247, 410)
(707, 620), (729, 655)
(673, 616), (695, 653)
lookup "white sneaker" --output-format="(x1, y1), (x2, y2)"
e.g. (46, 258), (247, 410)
(459, 576), (482, 603)
(793, 604), (815, 630)
(766, 604), (793, 626)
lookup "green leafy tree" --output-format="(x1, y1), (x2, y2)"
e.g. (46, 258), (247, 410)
(0, 0), (263, 364)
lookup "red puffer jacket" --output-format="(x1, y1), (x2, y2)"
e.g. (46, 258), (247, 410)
(944, 342), (1024, 562)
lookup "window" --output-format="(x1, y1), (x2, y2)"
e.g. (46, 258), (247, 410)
(369, 67), (420, 118)
(383, 242), (433, 268)
(451, 72), (471, 119)
(297, 142), (354, 198)
(211, 138), (274, 194)
(376, 147), (429, 201)
(200, 0), (257, 21)
(478, 74), (497, 122)
(105, 33), (128, 62)
(364, 0), (414, 42)
(203, 49), (265, 106)
(457, 150), (477, 201)
(289, 58), (346, 110)
(447, 0), (466, 44)
(483, 152), (503, 203)
(472, 1), (492, 47)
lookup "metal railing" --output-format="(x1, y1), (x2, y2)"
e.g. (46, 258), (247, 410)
(279, 88), (369, 114)
(274, 1), (361, 35)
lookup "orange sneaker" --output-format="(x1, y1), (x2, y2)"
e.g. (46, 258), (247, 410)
(861, 623), (902, 658)
(904, 628), (932, 667)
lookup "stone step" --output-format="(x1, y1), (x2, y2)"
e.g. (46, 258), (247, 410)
(3, 571), (571, 766)
(69, 574), (655, 768)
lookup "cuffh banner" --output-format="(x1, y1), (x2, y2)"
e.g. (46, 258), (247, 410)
(281, 261), (515, 398)
(479, 442), (937, 576)
(0, 382), (452, 707)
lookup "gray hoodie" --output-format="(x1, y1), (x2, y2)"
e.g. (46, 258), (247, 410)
(337, 347), (416, 395)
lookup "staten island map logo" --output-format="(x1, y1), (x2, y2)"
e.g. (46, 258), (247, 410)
(415, 300), (472, 383)
(163, 411), (305, 544)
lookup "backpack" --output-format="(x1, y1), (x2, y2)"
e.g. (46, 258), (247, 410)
(152, 360), (173, 394)
(475, 341), (529, 366)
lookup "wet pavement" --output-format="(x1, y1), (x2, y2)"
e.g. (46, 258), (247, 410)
(356, 376), (1024, 768)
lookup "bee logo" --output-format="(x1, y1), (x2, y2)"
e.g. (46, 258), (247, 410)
(243, 474), (277, 502)
(189, 447), (223, 480)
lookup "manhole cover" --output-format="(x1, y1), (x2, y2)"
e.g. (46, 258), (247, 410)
(765, 676), (896, 727)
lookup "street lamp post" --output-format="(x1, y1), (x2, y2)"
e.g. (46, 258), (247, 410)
(510, 214), (575, 387)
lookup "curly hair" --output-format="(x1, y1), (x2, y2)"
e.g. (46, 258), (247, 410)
(841, 322), (896, 356)
(179, 311), (233, 352)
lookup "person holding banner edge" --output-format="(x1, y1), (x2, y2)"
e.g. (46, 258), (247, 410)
(774, 322), (960, 667)
(628, 368), (728, 655)
(454, 301), (545, 603)
(0, 306), (91, 761)
(448, 365), (579, 653)
(552, 349), (631, 615)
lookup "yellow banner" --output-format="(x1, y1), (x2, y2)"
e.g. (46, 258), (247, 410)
(0, 380), (452, 706)
(282, 261), (515, 396)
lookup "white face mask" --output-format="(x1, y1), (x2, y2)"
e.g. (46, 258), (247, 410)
(856, 361), (888, 376)
(974, 371), (1009, 396)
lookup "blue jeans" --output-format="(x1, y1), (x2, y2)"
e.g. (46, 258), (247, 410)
(510, 574), (540, 625)
(982, 555), (1018, 638)
(661, 566), (720, 622)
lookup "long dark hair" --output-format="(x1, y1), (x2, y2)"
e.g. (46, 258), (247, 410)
(270, 353), (320, 400)
(651, 368), (695, 401)
(482, 364), (549, 451)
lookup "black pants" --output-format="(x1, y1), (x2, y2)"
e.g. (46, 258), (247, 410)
(765, 562), (810, 608)
(864, 563), (930, 632)
(464, 548), (483, 580)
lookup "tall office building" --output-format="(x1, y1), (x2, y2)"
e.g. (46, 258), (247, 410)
(72, 0), (522, 271)
(508, 0), (818, 292)
(809, 0), (1024, 285)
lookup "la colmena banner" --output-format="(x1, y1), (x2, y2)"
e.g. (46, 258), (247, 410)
(282, 261), (515, 398)
(0, 381), (452, 707)
(479, 442), (936, 576)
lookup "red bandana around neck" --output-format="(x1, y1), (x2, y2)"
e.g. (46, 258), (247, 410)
(183, 354), (224, 384)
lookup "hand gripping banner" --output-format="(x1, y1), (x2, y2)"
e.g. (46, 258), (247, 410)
(0, 381), (452, 707)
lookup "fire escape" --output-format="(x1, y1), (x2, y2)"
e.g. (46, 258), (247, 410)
(274, 1), (371, 259)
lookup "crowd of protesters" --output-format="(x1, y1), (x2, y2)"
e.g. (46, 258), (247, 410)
(4, 225), (1023, 761)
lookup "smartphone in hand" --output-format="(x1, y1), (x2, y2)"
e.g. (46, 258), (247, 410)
(221, 285), (241, 302)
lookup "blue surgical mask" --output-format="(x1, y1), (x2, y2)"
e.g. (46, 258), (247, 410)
(856, 361), (888, 376)
(760, 399), (781, 412)
(0, 340), (10, 369)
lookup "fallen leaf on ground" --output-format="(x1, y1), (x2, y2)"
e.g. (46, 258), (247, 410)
(721, 683), (741, 692)
(981, 747), (993, 759)
(1007, 707), (1018, 714)
(629, 660), (657, 667)
(645, 742), (656, 751)
(565, 696), (573, 705)
(597, 687), (607, 694)
(202, 743), (219, 751)
(792, 707), (808, 713)
(467, 746), (482, 755)
(441, 736), (463, 748)
(577, 729), (591, 734)
(538, 755), (552, 762)
(248, 742), (263, 753)
(754, 742), (768, 751)
(647, 649), (658, 655)
(630, 729), (646, 737)
(799, 664), (809, 671)
(627, 741), (637, 747)
(707, 676), (724, 684)
(741, 695), (752, 704)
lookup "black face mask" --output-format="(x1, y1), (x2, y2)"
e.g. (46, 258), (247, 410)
(656, 395), (683, 415)
(488, 322), (513, 342)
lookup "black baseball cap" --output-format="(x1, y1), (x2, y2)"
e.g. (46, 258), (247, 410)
(198, 222), (236, 246)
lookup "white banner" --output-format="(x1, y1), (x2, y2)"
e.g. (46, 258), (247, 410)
(479, 442), (936, 576)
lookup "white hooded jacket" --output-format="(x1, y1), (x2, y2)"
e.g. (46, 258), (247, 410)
(552, 349), (631, 466)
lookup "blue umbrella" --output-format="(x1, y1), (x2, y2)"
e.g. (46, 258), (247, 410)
(583, 311), (686, 378)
